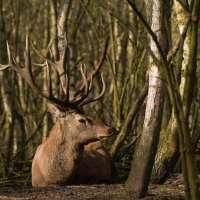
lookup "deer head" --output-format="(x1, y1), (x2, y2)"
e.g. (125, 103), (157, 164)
(47, 103), (113, 145)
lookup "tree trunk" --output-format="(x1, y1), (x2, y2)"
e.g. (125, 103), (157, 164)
(151, 0), (200, 186)
(126, 0), (167, 197)
(151, 113), (179, 183)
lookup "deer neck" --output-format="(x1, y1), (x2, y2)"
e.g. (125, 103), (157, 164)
(48, 121), (84, 162)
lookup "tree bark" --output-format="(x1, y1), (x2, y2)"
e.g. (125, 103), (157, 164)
(126, 0), (167, 197)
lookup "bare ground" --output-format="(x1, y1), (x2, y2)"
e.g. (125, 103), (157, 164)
(0, 183), (185, 200)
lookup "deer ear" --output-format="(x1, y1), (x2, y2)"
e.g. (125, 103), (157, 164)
(47, 103), (66, 118)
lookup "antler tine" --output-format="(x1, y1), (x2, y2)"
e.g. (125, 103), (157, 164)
(63, 44), (70, 101)
(90, 37), (109, 78)
(89, 74), (93, 91)
(7, 41), (12, 64)
(71, 64), (90, 106)
(74, 37), (109, 96)
(65, 72), (69, 104)
(24, 35), (32, 74)
(32, 62), (47, 67)
(31, 42), (58, 69)
(72, 73), (93, 105)
(0, 44), (10, 69)
(46, 60), (53, 97)
(22, 35), (44, 95)
(53, 43), (69, 97)
(0, 64), (9, 70)
(81, 64), (89, 95)
(1, 36), (42, 97)
(0, 41), (22, 72)
(79, 72), (106, 107)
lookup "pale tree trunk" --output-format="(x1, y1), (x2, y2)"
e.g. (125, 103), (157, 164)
(50, 0), (59, 60)
(175, 0), (190, 94)
(109, 8), (120, 128)
(57, 0), (72, 56)
(151, 0), (187, 183)
(151, 0), (200, 198)
(126, 0), (167, 197)
(151, 0), (200, 185)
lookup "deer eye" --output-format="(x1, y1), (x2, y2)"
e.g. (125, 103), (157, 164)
(78, 119), (87, 125)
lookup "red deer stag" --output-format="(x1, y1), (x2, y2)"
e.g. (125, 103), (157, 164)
(0, 37), (118, 187)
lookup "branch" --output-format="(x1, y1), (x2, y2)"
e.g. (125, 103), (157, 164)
(110, 82), (148, 157)
(167, 17), (190, 63)
(126, 0), (167, 66)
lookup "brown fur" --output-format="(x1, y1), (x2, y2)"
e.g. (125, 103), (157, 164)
(73, 141), (118, 184)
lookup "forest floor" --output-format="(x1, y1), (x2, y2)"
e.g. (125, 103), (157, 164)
(0, 174), (186, 200)
(0, 184), (185, 200)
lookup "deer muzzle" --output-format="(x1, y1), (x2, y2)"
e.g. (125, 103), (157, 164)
(97, 127), (115, 140)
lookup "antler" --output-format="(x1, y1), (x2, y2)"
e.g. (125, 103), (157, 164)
(0, 36), (68, 108)
(0, 36), (108, 110)
(79, 72), (106, 107)
(73, 37), (109, 98)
